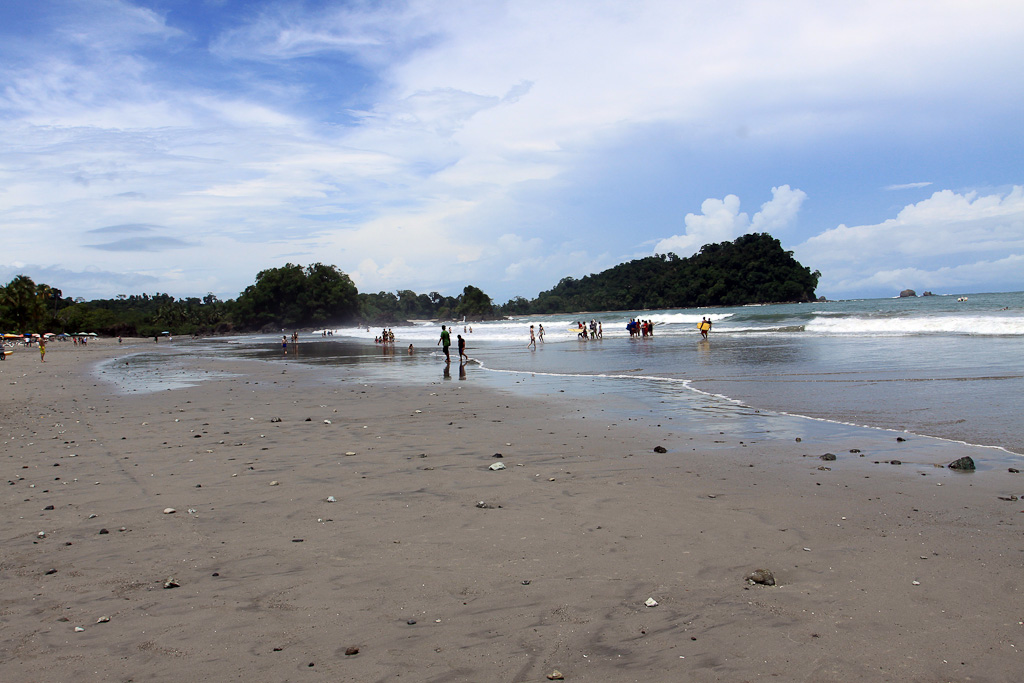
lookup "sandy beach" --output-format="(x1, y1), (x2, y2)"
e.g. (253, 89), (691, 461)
(2, 338), (1022, 682)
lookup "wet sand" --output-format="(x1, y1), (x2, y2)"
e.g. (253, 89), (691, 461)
(2, 339), (1022, 682)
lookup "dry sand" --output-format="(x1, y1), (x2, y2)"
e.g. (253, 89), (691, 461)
(2, 338), (1022, 682)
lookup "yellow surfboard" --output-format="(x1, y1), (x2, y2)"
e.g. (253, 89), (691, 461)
(698, 321), (711, 332)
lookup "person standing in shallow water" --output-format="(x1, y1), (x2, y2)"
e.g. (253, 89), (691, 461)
(528, 325), (536, 349)
(438, 325), (451, 362)
(700, 317), (711, 339)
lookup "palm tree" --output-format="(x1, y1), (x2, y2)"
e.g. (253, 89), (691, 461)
(2, 275), (44, 330)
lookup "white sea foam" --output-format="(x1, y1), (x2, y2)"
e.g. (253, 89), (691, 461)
(647, 312), (734, 324)
(805, 315), (1024, 336)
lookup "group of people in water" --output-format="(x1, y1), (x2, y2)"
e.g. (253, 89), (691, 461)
(281, 331), (301, 354)
(626, 319), (655, 337)
(571, 320), (601, 340)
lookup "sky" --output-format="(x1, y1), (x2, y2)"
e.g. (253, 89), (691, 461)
(2, 0), (1023, 304)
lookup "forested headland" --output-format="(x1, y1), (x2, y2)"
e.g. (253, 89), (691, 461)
(1, 233), (818, 336)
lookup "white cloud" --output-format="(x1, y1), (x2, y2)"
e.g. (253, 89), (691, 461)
(885, 182), (933, 191)
(653, 185), (807, 257)
(795, 187), (1024, 295)
(2, 1), (1024, 301)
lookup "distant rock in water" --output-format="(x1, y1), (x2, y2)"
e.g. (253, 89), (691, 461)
(922, 291), (935, 296)
(899, 289), (917, 298)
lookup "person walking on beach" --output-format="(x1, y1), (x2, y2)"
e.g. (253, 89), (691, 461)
(39, 337), (46, 362)
(458, 334), (468, 362)
(538, 324), (544, 342)
(282, 335), (288, 354)
(528, 324), (536, 349)
(438, 325), (451, 362)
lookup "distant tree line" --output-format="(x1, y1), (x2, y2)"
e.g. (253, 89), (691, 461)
(0, 234), (818, 336)
(0, 265), (498, 336)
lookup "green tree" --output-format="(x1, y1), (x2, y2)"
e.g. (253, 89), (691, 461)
(454, 285), (494, 318)
(2, 275), (46, 330)
(234, 263), (358, 329)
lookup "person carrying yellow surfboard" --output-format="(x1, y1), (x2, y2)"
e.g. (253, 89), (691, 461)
(699, 317), (712, 339)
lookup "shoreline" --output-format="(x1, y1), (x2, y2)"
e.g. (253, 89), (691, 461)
(2, 339), (1022, 681)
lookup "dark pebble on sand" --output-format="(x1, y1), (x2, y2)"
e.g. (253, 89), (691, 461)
(1009, 468), (1020, 474)
(896, 436), (906, 442)
(98, 528), (109, 534)
(493, 453), (503, 458)
(291, 538), (304, 543)
(820, 453), (836, 461)
(44, 505), (54, 510)
(522, 580), (531, 585)
(345, 647), (359, 656)
(653, 446), (667, 453)
(407, 620), (417, 625)
(45, 568), (57, 575)
(890, 460), (902, 465)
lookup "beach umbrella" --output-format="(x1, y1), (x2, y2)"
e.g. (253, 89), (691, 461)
(87, 332), (98, 336)
(3, 333), (20, 339)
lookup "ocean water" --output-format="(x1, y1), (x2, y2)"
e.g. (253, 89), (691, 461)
(311, 291), (1023, 456)
(100, 291), (1023, 459)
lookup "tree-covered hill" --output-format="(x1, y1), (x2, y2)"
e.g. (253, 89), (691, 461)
(516, 233), (819, 313)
